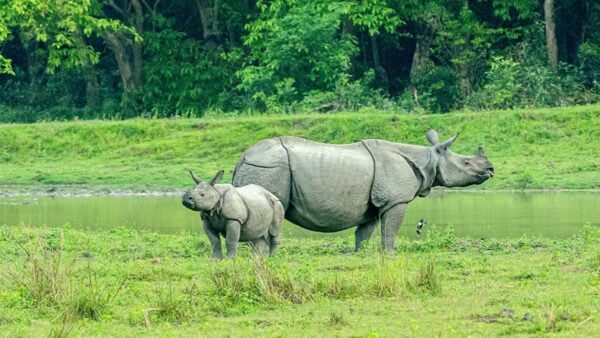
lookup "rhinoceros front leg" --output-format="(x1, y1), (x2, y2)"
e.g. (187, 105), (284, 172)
(202, 221), (223, 259)
(380, 203), (407, 254)
(224, 220), (241, 258)
(355, 219), (377, 251)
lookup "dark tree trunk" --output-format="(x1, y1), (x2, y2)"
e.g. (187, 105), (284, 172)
(82, 64), (101, 110)
(104, 32), (136, 92)
(361, 33), (368, 64)
(457, 67), (471, 98)
(18, 32), (43, 85)
(409, 23), (436, 107)
(71, 29), (101, 110)
(131, 0), (144, 88)
(196, 0), (221, 41)
(102, 0), (145, 93)
(544, 0), (558, 68)
(371, 35), (388, 92)
(409, 24), (435, 80)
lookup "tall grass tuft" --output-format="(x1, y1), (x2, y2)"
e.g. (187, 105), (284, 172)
(328, 311), (348, 326)
(208, 260), (253, 299)
(318, 273), (362, 299)
(410, 261), (441, 295)
(371, 255), (405, 297)
(65, 267), (126, 321)
(0, 230), (71, 306)
(143, 282), (194, 327)
(312, 256), (406, 299)
(48, 311), (77, 338)
(251, 255), (314, 304)
(208, 256), (314, 305)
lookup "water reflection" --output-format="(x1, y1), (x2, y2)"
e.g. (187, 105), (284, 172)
(0, 192), (598, 239)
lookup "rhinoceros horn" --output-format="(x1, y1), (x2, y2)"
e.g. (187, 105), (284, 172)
(188, 169), (202, 184)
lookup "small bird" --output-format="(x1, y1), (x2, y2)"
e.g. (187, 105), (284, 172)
(416, 219), (426, 235)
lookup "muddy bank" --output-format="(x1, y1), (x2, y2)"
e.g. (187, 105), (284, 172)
(2, 184), (599, 198)
(0, 185), (185, 198)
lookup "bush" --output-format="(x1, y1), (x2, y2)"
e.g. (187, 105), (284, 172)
(578, 42), (600, 87)
(141, 15), (235, 117)
(300, 70), (394, 113)
(467, 56), (598, 110)
(410, 65), (461, 113)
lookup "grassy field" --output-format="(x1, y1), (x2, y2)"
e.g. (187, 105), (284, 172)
(1, 104), (599, 192)
(0, 225), (598, 337)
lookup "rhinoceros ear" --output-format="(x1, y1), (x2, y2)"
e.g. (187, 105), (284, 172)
(436, 133), (459, 154)
(209, 170), (224, 186)
(476, 145), (486, 157)
(426, 129), (439, 145)
(188, 169), (202, 184)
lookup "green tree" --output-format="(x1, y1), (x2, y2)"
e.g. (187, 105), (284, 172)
(238, 0), (358, 109)
(0, 0), (133, 110)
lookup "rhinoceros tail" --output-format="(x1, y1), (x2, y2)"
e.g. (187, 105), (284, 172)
(268, 194), (284, 238)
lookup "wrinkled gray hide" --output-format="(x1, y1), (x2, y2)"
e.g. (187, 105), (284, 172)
(182, 170), (284, 259)
(232, 129), (494, 253)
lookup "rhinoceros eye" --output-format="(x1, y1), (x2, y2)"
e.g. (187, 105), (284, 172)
(464, 160), (471, 166)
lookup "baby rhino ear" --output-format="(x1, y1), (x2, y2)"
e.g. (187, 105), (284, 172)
(209, 170), (224, 186)
(188, 169), (202, 184)
(476, 145), (486, 157)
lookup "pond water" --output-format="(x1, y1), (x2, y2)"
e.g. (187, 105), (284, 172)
(0, 192), (598, 239)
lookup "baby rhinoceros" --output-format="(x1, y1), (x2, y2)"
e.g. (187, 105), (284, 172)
(182, 169), (284, 259)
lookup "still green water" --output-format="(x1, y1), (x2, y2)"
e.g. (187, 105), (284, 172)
(0, 192), (598, 238)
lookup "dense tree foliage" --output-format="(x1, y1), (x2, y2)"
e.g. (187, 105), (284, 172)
(1, 0), (600, 121)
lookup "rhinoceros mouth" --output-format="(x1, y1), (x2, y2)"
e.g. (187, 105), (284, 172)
(182, 199), (199, 211)
(477, 173), (492, 182)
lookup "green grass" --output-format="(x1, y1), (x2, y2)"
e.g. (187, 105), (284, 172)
(0, 225), (598, 337)
(1, 104), (599, 192)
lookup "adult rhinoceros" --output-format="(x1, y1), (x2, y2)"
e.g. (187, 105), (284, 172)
(232, 129), (494, 253)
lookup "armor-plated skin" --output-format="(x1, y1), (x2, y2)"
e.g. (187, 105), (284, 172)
(232, 129), (494, 253)
(182, 170), (284, 258)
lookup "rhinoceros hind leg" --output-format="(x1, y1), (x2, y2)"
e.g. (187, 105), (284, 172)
(268, 200), (283, 256)
(250, 236), (270, 256)
(268, 234), (280, 256)
(380, 203), (407, 254)
(355, 219), (378, 251)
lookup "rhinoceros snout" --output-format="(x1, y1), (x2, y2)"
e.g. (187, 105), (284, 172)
(182, 192), (195, 209)
(487, 167), (494, 177)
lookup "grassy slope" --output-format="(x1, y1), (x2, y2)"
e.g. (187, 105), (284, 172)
(0, 105), (599, 192)
(0, 226), (598, 337)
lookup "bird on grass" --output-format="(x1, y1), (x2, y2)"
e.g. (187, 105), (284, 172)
(416, 219), (426, 235)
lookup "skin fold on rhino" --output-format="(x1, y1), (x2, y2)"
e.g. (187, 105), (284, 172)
(232, 129), (494, 253)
